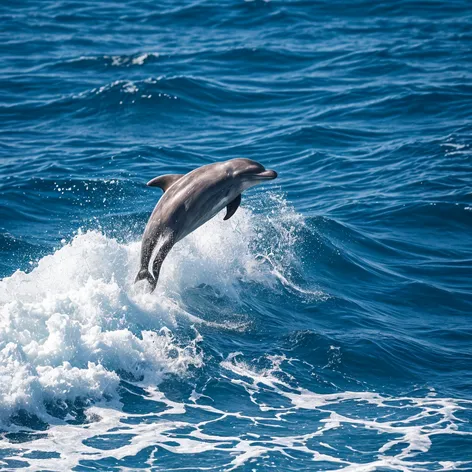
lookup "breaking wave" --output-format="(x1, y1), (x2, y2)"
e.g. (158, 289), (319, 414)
(0, 196), (313, 423)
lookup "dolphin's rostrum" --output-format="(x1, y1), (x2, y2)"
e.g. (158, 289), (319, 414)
(135, 158), (278, 291)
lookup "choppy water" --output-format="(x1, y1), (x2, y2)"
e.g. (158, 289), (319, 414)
(1, 0), (472, 470)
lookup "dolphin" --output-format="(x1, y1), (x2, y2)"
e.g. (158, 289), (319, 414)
(135, 158), (277, 291)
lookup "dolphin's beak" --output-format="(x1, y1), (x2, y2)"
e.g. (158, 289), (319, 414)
(256, 169), (278, 180)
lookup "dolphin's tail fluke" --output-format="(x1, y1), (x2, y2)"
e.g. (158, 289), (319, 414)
(135, 268), (154, 286)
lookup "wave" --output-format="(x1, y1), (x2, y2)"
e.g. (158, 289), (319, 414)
(0, 196), (319, 423)
(58, 52), (160, 69)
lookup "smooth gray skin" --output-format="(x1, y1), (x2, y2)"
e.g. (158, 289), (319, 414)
(135, 158), (277, 291)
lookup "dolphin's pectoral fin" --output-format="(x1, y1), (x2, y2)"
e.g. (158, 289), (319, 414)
(147, 174), (185, 192)
(224, 194), (241, 221)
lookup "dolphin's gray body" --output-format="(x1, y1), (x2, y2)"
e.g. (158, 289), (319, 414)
(135, 158), (277, 291)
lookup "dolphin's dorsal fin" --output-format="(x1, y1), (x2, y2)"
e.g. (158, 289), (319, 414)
(147, 174), (185, 192)
(224, 194), (241, 221)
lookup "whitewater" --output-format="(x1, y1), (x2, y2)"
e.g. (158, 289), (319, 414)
(0, 198), (470, 470)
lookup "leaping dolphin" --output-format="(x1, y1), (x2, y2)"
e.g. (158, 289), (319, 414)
(135, 158), (277, 291)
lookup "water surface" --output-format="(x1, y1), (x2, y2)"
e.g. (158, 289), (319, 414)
(1, 0), (472, 470)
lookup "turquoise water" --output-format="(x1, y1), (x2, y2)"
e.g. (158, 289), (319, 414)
(1, 1), (471, 470)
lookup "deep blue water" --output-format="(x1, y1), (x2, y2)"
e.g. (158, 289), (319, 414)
(1, 0), (472, 470)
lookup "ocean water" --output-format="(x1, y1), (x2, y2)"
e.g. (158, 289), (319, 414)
(1, 0), (472, 470)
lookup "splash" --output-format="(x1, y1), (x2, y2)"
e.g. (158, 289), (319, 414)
(0, 198), (316, 422)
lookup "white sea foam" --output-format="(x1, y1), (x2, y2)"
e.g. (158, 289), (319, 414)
(1, 353), (470, 471)
(0, 228), (202, 421)
(0, 201), (313, 424)
(441, 138), (470, 156)
(218, 355), (472, 471)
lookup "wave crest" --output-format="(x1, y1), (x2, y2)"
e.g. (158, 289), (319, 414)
(0, 196), (318, 422)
